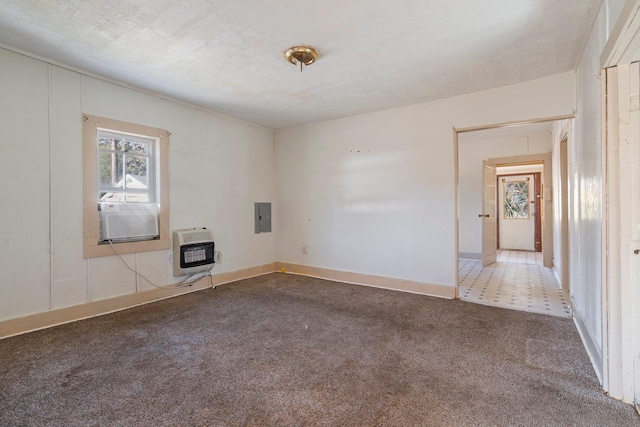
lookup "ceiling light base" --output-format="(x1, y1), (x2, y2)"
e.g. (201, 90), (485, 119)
(285, 46), (319, 71)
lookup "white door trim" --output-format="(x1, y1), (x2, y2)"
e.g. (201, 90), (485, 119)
(601, 0), (640, 68)
(487, 154), (553, 268)
(602, 63), (640, 404)
(601, 1), (640, 405)
(454, 117), (571, 290)
(497, 173), (536, 252)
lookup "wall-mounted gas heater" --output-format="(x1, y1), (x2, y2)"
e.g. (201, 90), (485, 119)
(173, 228), (215, 277)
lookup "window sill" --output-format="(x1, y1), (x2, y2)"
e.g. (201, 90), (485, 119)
(83, 236), (170, 258)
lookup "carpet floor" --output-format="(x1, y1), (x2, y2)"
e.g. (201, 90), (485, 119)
(1, 273), (638, 426)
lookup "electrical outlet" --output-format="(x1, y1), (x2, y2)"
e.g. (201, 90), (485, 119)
(303, 245), (308, 254)
(215, 251), (222, 264)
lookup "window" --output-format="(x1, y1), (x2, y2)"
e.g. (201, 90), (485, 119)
(98, 130), (155, 204)
(503, 179), (529, 219)
(83, 114), (170, 258)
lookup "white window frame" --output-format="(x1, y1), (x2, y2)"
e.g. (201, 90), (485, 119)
(83, 114), (170, 258)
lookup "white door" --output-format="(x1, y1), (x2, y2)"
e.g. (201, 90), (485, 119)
(498, 174), (536, 251)
(604, 62), (640, 404)
(481, 160), (497, 266)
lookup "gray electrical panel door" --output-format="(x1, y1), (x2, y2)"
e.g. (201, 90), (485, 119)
(254, 202), (271, 233)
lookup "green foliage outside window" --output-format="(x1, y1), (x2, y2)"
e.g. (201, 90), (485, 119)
(504, 181), (529, 219)
(99, 137), (148, 184)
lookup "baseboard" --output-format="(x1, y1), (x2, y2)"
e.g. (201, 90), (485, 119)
(212, 263), (277, 286)
(276, 262), (456, 299)
(459, 252), (482, 260)
(572, 300), (603, 384)
(0, 261), (455, 339)
(0, 262), (277, 340)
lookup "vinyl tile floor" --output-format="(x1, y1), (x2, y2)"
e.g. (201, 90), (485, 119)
(459, 252), (571, 318)
(497, 249), (543, 265)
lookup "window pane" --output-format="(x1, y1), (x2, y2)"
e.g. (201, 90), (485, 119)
(98, 136), (116, 150)
(123, 139), (151, 155)
(504, 181), (529, 219)
(98, 137), (123, 151)
(98, 131), (153, 154)
(125, 155), (149, 188)
(99, 151), (123, 188)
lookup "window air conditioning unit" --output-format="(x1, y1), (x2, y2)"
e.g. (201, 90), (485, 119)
(99, 202), (159, 242)
(173, 228), (215, 277)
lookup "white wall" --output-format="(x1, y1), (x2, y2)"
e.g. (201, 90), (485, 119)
(571, 0), (628, 383)
(275, 73), (574, 289)
(0, 47), (276, 323)
(572, 0), (607, 371)
(459, 132), (551, 256)
(0, 49), (51, 321)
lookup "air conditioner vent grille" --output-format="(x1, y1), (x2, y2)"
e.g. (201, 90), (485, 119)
(115, 203), (157, 212)
(99, 202), (159, 241)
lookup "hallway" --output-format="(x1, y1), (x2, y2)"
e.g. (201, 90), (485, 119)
(459, 251), (571, 318)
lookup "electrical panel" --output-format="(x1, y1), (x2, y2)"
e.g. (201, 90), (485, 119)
(254, 202), (272, 233)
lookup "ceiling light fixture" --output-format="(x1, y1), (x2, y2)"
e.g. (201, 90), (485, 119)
(284, 46), (319, 72)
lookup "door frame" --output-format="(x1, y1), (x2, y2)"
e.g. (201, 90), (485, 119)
(453, 116), (574, 292)
(600, 0), (640, 404)
(489, 155), (552, 266)
(558, 127), (571, 292)
(601, 63), (640, 404)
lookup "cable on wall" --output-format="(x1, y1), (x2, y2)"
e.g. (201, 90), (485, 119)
(107, 240), (213, 289)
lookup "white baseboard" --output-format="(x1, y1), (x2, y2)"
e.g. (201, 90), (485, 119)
(1, 261), (457, 340)
(276, 262), (457, 299)
(0, 263), (277, 340)
(572, 300), (603, 384)
(552, 261), (561, 283)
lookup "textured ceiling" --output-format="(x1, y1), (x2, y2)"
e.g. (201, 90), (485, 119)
(0, 1), (600, 129)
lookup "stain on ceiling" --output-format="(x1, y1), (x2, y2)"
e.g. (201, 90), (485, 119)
(0, 0), (600, 129)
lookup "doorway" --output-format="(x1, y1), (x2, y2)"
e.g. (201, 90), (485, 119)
(454, 118), (573, 317)
(496, 167), (543, 253)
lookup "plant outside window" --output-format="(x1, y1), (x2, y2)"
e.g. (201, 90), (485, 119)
(503, 181), (529, 219)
